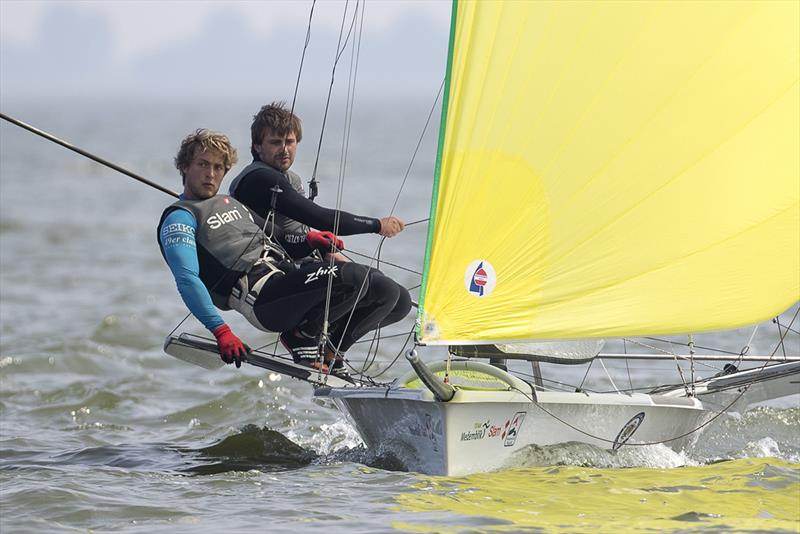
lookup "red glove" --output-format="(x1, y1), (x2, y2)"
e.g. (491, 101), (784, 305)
(212, 324), (250, 368)
(306, 231), (344, 253)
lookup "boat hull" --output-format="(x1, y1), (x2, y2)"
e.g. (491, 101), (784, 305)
(317, 387), (710, 476)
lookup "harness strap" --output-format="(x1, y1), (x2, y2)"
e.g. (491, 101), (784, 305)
(227, 245), (288, 331)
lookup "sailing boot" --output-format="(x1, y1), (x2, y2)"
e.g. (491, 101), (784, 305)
(325, 341), (354, 383)
(280, 329), (328, 373)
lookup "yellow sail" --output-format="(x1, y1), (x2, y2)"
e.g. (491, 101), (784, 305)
(418, 0), (800, 344)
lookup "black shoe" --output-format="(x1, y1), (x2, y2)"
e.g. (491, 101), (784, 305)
(330, 360), (354, 383)
(280, 332), (327, 372)
(323, 340), (353, 382)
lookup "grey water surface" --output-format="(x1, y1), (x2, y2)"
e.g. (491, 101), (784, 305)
(1, 98), (798, 533)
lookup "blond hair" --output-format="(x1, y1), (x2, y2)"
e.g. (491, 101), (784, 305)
(174, 128), (238, 181)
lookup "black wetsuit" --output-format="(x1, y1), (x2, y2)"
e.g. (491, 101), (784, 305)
(230, 161), (411, 353)
(255, 261), (409, 353)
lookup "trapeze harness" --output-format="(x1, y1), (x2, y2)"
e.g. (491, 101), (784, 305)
(274, 169), (311, 246)
(157, 194), (289, 331)
(228, 162), (307, 235)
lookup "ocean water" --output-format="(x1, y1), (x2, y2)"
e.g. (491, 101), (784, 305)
(1, 98), (798, 533)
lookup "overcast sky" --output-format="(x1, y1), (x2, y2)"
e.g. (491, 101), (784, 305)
(0, 0), (452, 102)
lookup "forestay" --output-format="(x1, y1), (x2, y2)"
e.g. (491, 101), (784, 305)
(418, 1), (800, 344)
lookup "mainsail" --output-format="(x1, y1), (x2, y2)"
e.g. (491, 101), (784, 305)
(418, 1), (800, 344)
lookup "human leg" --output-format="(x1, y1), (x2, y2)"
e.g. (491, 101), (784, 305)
(327, 270), (411, 354)
(253, 261), (371, 333)
(252, 261), (371, 371)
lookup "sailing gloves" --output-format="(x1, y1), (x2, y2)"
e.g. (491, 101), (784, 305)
(212, 324), (250, 368)
(306, 231), (344, 254)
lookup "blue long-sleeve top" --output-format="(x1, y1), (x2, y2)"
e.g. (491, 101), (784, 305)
(159, 207), (224, 332)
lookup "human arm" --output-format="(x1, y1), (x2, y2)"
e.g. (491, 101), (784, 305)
(159, 209), (248, 366)
(233, 167), (382, 235)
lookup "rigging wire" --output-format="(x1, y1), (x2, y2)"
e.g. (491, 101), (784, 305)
(775, 317), (787, 358)
(253, 328), (413, 355)
(320, 0), (366, 369)
(306, 0), (445, 378)
(0, 113), (179, 198)
(597, 358), (621, 394)
(771, 306), (799, 357)
(388, 79), (446, 217)
(308, 0), (361, 201)
(319, 73), (444, 369)
(342, 250), (422, 275)
(168, 0), (323, 343)
(524, 325), (798, 447)
(509, 382), (749, 447)
(329, 76), (444, 367)
(502, 307), (799, 446)
(361, 325), (416, 380)
(734, 323), (760, 372)
(624, 338), (725, 373)
(340, 218), (430, 276)
(577, 360), (594, 391)
(169, 1), (324, 346)
(624, 338), (634, 391)
(0, 113), (225, 340)
(305, 0), (444, 363)
(778, 323), (800, 336)
(641, 336), (750, 357)
(289, 0), (317, 117)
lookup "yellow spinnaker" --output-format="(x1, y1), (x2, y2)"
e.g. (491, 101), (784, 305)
(418, 0), (800, 344)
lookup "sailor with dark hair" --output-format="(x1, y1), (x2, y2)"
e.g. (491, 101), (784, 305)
(229, 102), (411, 369)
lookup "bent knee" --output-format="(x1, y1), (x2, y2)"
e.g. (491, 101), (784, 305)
(394, 285), (412, 316)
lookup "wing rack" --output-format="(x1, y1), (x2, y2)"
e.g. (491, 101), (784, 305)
(164, 332), (355, 389)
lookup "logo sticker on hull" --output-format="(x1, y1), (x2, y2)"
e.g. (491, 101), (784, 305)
(464, 260), (496, 297)
(612, 412), (645, 451)
(502, 411), (526, 447)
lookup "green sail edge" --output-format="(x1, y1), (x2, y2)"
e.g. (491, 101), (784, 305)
(416, 0), (460, 340)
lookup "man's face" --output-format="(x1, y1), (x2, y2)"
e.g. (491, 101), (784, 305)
(182, 149), (227, 200)
(254, 129), (297, 172)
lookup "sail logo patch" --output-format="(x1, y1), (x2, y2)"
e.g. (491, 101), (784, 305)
(464, 260), (496, 297)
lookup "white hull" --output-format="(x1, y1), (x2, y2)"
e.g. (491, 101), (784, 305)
(316, 386), (709, 476)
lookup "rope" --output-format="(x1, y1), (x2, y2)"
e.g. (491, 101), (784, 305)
(361, 326), (416, 379)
